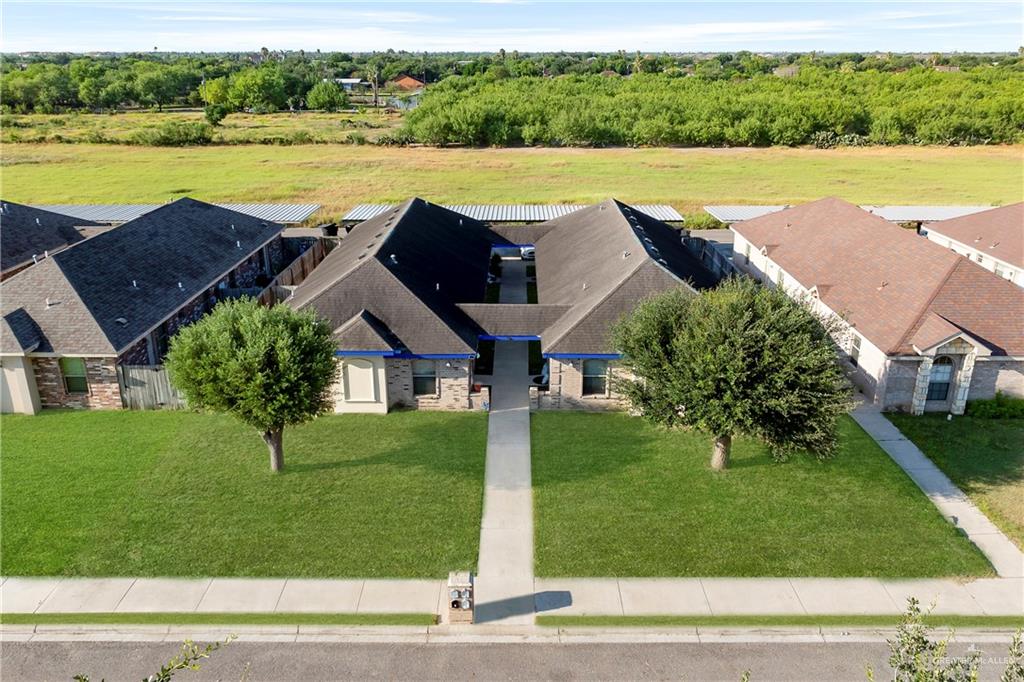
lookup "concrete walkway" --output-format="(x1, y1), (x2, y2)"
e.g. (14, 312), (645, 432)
(474, 258), (536, 624)
(0, 577), (445, 615)
(850, 404), (1024, 579)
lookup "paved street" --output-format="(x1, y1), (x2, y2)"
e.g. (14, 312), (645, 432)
(4, 639), (1019, 681)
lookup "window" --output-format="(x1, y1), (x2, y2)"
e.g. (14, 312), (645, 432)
(59, 357), (88, 394)
(850, 334), (861, 367)
(582, 359), (609, 397)
(974, 254), (984, 264)
(926, 356), (954, 401)
(743, 242), (751, 265)
(412, 359), (437, 396)
(994, 265), (1005, 279)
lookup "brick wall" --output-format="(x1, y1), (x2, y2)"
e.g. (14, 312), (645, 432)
(879, 358), (921, 412)
(385, 358), (474, 410)
(536, 358), (626, 410)
(119, 335), (151, 365)
(970, 359), (1024, 400)
(34, 357), (122, 409)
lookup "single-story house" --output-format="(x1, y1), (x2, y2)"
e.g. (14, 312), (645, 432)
(331, 77), (367, 92)
(922, 202), (1023, 287)
(391, 74), (425, 91)
(731, 197), (1023, 415)
(0, 198), (287, 414)
(289, 198), (720, 413)
(0, 201), (101, 280)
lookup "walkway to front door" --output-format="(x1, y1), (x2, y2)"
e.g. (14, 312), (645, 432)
(474, 258), (536, 624)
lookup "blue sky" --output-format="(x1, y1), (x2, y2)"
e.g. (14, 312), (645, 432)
(2, 1), (1020, 53)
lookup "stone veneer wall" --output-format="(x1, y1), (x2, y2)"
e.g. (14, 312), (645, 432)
(536, 358), (626, 410)
(970, 359), (1024, 400)
(385, 358), (474, 410)
(33, 357), (122, 409)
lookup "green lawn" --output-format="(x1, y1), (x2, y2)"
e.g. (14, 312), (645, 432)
(2, 143), (1020, 222)
(887, 414), (1024, 550)
(532, 413), (992, 578)
(0, 410), (486, 578)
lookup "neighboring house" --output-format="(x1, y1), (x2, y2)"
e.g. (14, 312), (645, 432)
(922, 203), (1023, 287)
(0, 201), (101, 280)
(330, 77), (367, 92)
(0, 198), (286, 414)
(732, 197), (1023, 415)
(391, 74), (425, 91)
(288, 198), (720, 413)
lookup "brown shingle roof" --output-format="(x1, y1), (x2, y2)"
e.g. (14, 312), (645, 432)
(925, 202), (1024, 269)
(732, 197), (1024, 356)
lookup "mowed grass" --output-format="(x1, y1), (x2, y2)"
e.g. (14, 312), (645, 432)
(532, 413), (992, 578)
(0, 410), (486, 578)
(887, 414), (1024, 550)
(2, 143), (1020, 222)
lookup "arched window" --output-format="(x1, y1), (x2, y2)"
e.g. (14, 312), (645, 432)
(926, 356), (954, 401)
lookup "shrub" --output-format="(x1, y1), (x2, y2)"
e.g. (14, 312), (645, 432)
(966, 392), (1024, 419)
(306, 81), (348, 112)
(683, 212), (727, 230)
(204, 104), (228, 126)
(347, 131), (367, 145)
(129, 121), (214, 147)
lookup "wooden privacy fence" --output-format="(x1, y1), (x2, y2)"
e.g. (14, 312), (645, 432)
(117, 365), (184, 410)
(257, 239), (327, 305)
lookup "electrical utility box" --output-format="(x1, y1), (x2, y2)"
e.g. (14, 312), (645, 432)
(446, 571), (474, 625)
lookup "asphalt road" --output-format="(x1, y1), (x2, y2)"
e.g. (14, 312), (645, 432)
(2, 641), (1016, 682)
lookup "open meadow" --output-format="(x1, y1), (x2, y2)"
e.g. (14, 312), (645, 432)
(2, 142), (1021, 222)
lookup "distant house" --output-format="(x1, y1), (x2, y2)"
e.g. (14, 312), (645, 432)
(287, 198), (720, 414)
(0, 202), (100, 280)
(731, 198), (1023, 415)
(0, 199), (287, 414)
(922, 203), (1023, 287)
(331, 77), (367, 92)
(773, 64), (800, 78)
(391, 74), (425, 91)
(933, 64), (961, 73)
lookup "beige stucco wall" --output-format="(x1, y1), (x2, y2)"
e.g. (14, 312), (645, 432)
(332, 356), (389, 414)
(535, 357), (626, 410)
(0, 355), (41, 415)
(925, 231), (1023, 287)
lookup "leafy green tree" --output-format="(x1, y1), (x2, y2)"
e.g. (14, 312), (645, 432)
(204, 103), (228, 125)
(198, 76), (230, 106)
(306, 80), (348, 111)
(227, 65), (287, 112)
(612, 278), (852, 470)
(135, 64), (181, 111)
(166, 299), (338, 472)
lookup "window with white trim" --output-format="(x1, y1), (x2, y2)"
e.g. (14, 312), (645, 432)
(411, 359), (437, 396)
(926, 356), (954, 401)
(59, 357), (89, 394)
(850, 334), (861, 367)
(582, 359), (609, 396)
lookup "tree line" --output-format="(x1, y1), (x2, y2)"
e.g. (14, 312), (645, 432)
(402, 67), (1024, 147)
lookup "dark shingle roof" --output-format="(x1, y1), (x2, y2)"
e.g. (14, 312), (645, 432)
(1, 308), (43, 353)
(732, 197), (1024, 356)
(288, 198), (495, 354)
(0, 201), (99, 273)
(0, 198), (283, 355)
(535, 199), (719, 354)
(333, 310), (402, 351)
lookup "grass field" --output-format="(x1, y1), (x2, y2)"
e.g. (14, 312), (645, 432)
(2, 110), (403, 145)
(531, 413), (992, 578)
(0, 410), (486, 578)
(887, 414), (1024, 550)
(2, 143), (1020, 222)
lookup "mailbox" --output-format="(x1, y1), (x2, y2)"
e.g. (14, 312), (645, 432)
(446, 571), (474, 625)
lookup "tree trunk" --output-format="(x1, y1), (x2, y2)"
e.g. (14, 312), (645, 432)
(263, 428), (284, 472)
(711, 434), (732, 471)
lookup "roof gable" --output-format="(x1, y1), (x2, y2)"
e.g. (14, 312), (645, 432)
(0, 200), (98, 273)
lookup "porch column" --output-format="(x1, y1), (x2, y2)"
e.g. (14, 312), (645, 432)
(910, 356), (933, 416)
(950, 351), (977, 416)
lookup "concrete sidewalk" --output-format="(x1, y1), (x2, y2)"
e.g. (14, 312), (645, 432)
(850, 405), (1024, 579)
(474, 258), (536, 624)
(0, 577), (445, 615)
(533, 577), (1024, 617)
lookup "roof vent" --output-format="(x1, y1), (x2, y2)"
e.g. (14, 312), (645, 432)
(178, 282), (184, 290)
(236, 240), (241, 248)
(132, 279), (138, 288)
(45, 297), (54, 308)
(459, 218), (463, 226)
(877, 280), (888, 291)
(35, 218), (41, 225)
(31, 254), (38, 264)
(643, 237), (653, 243)
(435, 282), (440, 291)
(989, 242), (1000, 249)
(230, 224), (235, 230)
(115, 317), (128, 326)
(649, 246), (660, 254)
(622, 250), (631, 259)
(582, 282), (588, 290)
(390, 254), (398, 264)
(658, 258), (668, 265)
